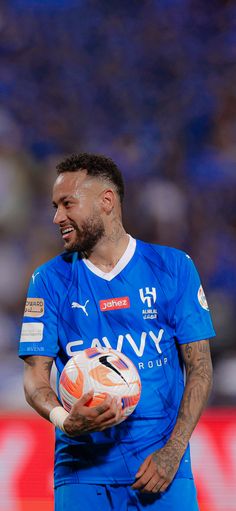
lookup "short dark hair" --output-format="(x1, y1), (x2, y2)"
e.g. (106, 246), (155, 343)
(56, 153), (125, 203)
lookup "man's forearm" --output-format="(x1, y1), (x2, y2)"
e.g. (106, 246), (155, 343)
(24, 356), (61, 421)
(25, 380), (60, 420)
(166, 340), (213, 458)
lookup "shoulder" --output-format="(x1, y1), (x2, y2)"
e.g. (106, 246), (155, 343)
(32, 251), (77, 283)
(136, 239), (191, 277)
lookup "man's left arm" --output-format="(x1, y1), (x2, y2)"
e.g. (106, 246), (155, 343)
(132, 339), (213, 493)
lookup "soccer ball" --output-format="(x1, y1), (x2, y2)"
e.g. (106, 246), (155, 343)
(59, 347), (141, 420)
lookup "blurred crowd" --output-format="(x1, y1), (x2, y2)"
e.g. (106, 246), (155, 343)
(0, 0), (236, 408)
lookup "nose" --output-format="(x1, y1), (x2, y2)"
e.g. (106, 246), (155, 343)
(53, 206), (67, 225)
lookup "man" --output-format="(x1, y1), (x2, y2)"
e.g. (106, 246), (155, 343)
(19, 153), (215, 511)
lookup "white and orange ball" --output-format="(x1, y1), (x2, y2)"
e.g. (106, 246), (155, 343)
(59, 348), (141, 420)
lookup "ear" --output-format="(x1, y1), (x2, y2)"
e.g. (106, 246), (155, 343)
(100, 189), (116, 213)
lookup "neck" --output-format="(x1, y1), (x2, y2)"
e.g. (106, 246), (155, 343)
(87, 221), (129, 272)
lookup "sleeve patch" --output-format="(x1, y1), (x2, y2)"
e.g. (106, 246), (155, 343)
(198, 285), (209, 311)
(20, 322), (44, 342)
(24, 298), (44, 318)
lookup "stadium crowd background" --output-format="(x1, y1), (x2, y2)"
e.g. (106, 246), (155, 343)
(0, 0), (236, 410)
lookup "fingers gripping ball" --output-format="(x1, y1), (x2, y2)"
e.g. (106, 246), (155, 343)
(59, 348), (141, 420)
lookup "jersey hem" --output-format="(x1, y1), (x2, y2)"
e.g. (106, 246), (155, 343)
(54, 473), (194, 488)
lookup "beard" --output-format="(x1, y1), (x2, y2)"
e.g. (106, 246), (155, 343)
(66, 214), (105, 257)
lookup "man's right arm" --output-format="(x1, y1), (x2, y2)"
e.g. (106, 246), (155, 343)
(23, 355), (61, 420)
(23, 355), (123, 435)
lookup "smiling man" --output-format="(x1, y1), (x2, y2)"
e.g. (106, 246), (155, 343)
(19, 153), (215, 511)
(53, 171), (106, 254)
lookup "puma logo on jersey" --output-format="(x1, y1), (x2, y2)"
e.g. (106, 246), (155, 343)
(32, 272), (40, 284)
(71, 300), (89, 316)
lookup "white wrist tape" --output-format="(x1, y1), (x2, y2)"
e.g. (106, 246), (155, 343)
(49, 406), (69, 433)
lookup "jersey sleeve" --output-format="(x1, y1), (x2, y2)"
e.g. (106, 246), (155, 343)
(174, 253), (216, 344)
(18, 268), (59, 358)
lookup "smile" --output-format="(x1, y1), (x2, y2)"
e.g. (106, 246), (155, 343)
(61, 227), (75, 240)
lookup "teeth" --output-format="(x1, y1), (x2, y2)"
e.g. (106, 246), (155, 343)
(62, 227), (74, 235)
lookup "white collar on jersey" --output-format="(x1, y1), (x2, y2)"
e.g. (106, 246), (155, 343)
(82, 235), (136, 281)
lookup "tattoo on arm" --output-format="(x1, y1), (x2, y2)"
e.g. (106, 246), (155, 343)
(30, 385), (57, 404)
(184, 343), (193, 360)
(24, 356), (60, 420)
(167, 340), (213, 456)
(183, 340), (213, 386)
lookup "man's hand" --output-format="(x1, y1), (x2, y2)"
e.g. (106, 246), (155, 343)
(131, 442), (181, 493)
(63, 391), (123, 436)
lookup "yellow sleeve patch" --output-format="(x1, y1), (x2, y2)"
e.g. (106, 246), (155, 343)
(24, 298), (45, 318)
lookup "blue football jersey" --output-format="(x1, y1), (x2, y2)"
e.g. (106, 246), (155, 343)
(19, 237), (215, 486)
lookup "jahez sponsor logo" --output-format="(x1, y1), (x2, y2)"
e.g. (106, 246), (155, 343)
(100, 296), (130, 312)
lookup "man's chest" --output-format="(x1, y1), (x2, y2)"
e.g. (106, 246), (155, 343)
(57, 269), (177, 361)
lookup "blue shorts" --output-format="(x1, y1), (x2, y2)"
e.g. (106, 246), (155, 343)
(55, 478), (199, 511)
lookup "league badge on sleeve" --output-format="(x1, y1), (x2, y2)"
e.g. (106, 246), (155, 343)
(198, 285), (209, 311)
